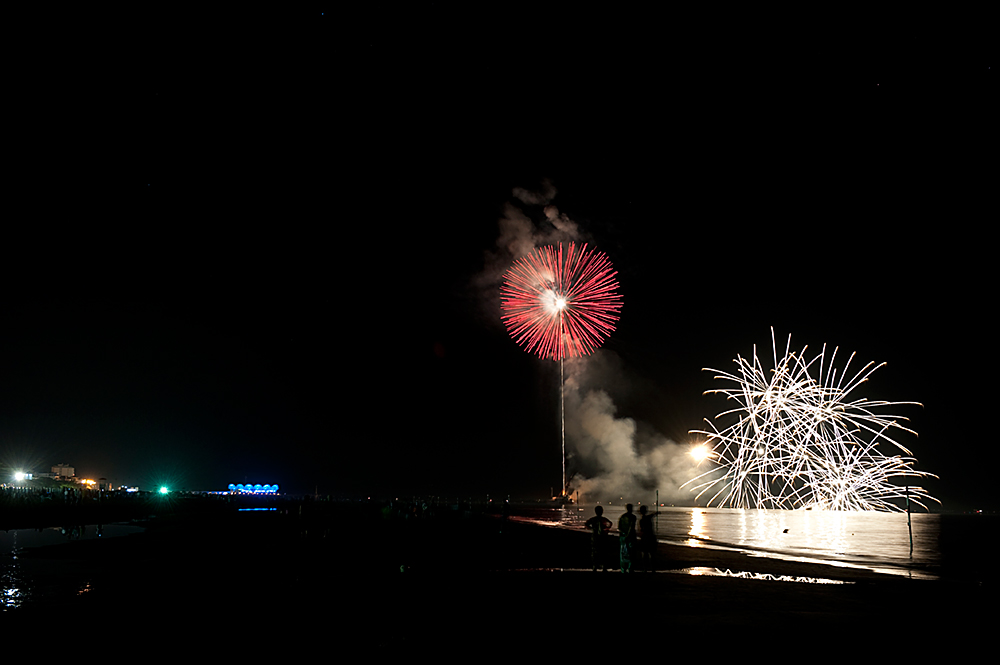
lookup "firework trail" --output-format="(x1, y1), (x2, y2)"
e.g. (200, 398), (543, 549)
(684, 329), (938, 511)
(500, 242), (623, 361)
(500, 242), (623, 496)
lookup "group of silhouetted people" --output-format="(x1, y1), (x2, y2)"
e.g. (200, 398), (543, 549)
(584, 503), (656, 573)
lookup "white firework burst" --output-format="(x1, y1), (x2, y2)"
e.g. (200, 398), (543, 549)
(684, 329), (938, 511)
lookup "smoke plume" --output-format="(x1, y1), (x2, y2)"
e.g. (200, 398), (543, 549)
(478, 180), (581, 279)
(475, 178), (585, 324)
(563, 351), (701, 504)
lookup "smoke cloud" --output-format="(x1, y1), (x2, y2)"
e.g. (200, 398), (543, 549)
(563, 351), (702, 505)
(512, 179), (557, 206)
(475, 178), (584, 324)
(493, 199), (581, 261)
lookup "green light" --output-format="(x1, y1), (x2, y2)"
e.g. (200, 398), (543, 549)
(159, 486), (169, 494)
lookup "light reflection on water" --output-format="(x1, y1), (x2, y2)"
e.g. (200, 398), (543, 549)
(1, 531), (27, 609)
(542, 505), (942, 579)
(1, 524), (144, 610)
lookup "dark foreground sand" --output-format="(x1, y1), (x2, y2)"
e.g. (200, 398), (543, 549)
(5, 502), (993, 654)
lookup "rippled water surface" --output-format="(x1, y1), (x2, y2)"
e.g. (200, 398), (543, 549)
(519, 505), (995, 582)
(2, 524), (143, 609)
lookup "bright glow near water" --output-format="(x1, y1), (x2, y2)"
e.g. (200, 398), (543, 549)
(558, 505), (941, 579)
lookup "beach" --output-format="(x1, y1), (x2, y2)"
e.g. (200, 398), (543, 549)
(2, 499), (993, 654)
(364, 510), (994, 655)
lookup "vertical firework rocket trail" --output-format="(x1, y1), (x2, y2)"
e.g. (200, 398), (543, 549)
(684, 329), (938, 511)
(500, 242), (623, 495)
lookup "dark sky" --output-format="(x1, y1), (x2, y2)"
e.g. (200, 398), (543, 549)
(1, 12), (991, 509)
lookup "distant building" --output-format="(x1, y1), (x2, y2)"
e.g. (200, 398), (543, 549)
(51, 463), (75, 479)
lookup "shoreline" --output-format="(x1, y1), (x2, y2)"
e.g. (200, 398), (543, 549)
(496, 516), (923, 584)
(649, 534), (940, 581)
(3, 503), (971, 585)
(507, 515), (946, 584)
(3, 505), (991, 652)
(365, 514), (992, 653)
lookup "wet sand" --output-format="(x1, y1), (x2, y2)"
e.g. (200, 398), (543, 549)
(368, 513), (992, 655)
(5, 503), (992, 654)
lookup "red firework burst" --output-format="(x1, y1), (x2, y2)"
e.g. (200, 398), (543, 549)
(500, 243), (623, 360)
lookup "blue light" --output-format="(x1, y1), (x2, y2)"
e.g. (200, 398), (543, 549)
(228, 482), (279, 494)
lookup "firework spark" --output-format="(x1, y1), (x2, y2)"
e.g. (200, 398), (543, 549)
(684, 329), (938, 511)
(500, 243), (623, 361)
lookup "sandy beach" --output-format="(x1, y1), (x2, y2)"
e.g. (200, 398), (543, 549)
(364, 512), (992, 654)
(4, 501), (992, 654)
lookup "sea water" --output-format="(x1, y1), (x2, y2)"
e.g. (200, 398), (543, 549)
(520, 505), (996, 583)
(1, 524), (144, 609)
(3, 507), (994, 609)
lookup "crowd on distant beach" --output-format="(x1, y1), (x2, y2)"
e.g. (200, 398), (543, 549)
(381, 498), (438, 521)
(0, 484), (155, 506)
(0, 485), (157, 531)
(1, 484), (91, 506)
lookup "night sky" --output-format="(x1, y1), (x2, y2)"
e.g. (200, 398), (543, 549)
(2, 12), (991, 509)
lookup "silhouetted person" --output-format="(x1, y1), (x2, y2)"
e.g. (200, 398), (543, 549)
(638, 505), (656, 572)
(618, 504), (637, 573)
(584, 505), (613, 571)
(499, 500), (509, 534)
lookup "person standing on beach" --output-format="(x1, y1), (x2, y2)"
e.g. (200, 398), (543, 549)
(584, 505), (613, 572)
(618, 504), (637, 573)
(638, 505), (656, 572)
